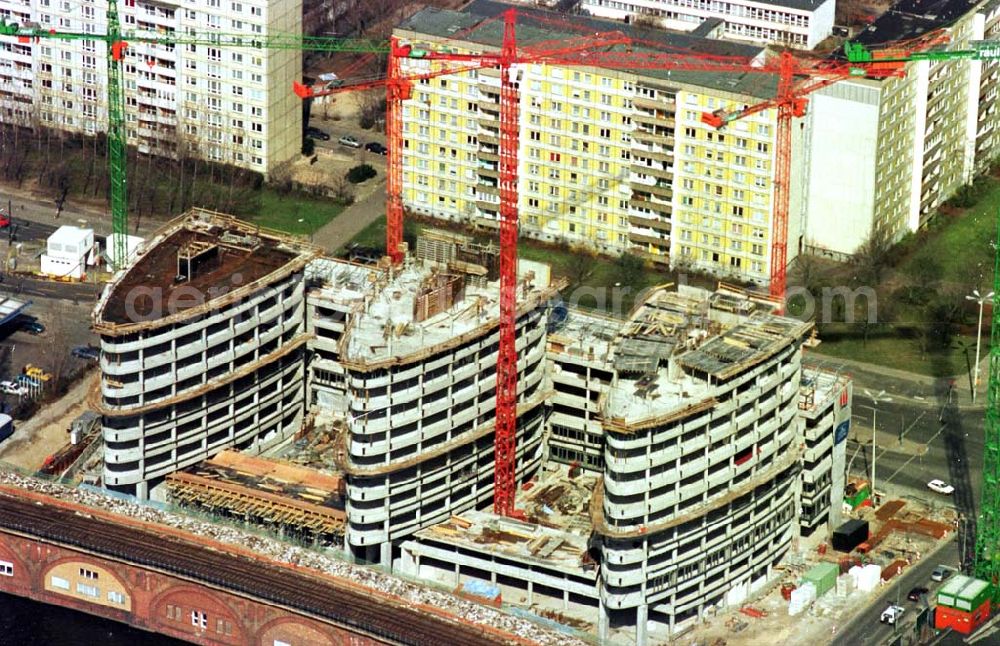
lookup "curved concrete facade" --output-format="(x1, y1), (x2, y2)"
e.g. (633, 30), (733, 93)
(597, 336), (804, 637)
(94, 211), (317, 498)
(343, 308), (549, 564)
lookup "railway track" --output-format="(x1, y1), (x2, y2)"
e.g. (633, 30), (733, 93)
(0, 493), (511, 646)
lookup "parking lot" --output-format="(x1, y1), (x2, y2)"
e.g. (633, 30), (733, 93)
(0, 291), (99, 470)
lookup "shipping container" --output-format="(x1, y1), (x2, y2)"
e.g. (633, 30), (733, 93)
(0, 414), (12, 443)
(802, 562), (839, 598)
(934, 599), (990, 634)
(937, 575), (992, 612)
(832, 519), (869, 552)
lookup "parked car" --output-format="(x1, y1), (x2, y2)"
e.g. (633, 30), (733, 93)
(927, 479), (955, 495)
(931, 565), (953, 582)
(906, 586), (929, 602)
(880, 605), (905, 625)
(305, 126), (330, 141)
(20, 319), (44, 335)
(0, 380), (26, 396)
(364, 141), (387, 155)
(338, 134), (361, 148)
(72, 345), (100, 361)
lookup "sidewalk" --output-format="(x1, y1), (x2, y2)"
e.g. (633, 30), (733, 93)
(0, 184), (164, 237)
(311, 177), (386, 254)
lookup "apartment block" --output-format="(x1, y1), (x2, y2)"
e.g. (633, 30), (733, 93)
(0, 0), (302, 176)
(804, 0), (1000, 258)
(582, 0), (835, 49)
(397, 0), (797, 287)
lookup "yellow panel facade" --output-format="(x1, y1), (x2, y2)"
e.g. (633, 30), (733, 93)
(394, 27), (787, 286)
(44, 560), (132, 611)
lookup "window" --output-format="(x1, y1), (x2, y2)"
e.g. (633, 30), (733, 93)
(0, 560), (12, 577)
(108, 590), (126, 604)
(51, 576), (69, 590)
(191, 610), (208, 628)
(76, 582), (99, 598)
(79, 568), (99, 580)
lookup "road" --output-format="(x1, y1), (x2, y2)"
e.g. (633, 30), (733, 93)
(835, 540), (959, 645)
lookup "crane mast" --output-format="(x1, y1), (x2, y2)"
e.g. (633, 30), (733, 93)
(975, 210), (1000, 598)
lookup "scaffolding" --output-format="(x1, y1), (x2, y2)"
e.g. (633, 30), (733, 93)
(165, 450), (345, 546)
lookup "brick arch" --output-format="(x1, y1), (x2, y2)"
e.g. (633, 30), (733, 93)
(257, 615), (343, 646)
(42, 554), (130, 591)
(0, 535), (31, 590)
(149, 584), (244, 644)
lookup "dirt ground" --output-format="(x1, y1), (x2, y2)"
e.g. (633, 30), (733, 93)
(0, 371), (96, 470)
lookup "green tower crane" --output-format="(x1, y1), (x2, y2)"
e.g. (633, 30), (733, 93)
(977, 212), (1000, 598)
(0, 8), (388, 267)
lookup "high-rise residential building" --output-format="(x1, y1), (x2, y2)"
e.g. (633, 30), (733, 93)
(803, 0), (1000, 258)
(581, 0), (836, 49)
(0, 0), (303, 176)
(396, 0), (802, 287)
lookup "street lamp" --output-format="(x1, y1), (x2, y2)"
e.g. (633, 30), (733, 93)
(966, 289), (994, 404)
(864, 389), (892, 503)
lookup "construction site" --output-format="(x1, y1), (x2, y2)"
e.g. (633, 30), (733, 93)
(50, 204), (925, 643)
(2, 0), (1000, 643)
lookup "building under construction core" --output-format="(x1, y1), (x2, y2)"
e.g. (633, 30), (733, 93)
(94, 211), (853, 644)
(94, 209), (320, 498)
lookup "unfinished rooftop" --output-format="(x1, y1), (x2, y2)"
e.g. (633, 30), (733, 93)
(798, 366), (851, 418)
(604, 285), (813, 428)
(95, 208), (319, 328)
(316, 256), (559, 369)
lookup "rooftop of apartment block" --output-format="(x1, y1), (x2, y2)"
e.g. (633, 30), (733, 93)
(798, 366), (850, 418)
(413, 465), (598, 575)
(602, 285), (813, 430)
(96, 208), (319, 328)
(398, 0), (779, 100)
(314, 255), (557, 368)
(852, 0), (980, 46)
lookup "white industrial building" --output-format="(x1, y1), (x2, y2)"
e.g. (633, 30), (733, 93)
(581, 0), (836, 49)
(0, 0), (303, 176)
(41, 225), (93, 280)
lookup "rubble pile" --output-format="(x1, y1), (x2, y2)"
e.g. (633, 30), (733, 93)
(0, 470), (584, 645)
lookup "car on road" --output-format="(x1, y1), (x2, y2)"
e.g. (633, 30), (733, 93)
(927, 479), (955, 495)
(880, 605), (905, 625)
(305, 126), (330, 141)
(931, 565), (953, 582)
(20, 319), (44, 335)
(72, 345), (100, 362)
(364, 142), (387, 155)
(338, 134), (361, 148)
(0, 380), (26, 396)
(906, 586), (929, 602)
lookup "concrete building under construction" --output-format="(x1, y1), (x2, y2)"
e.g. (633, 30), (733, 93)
(94, 209), (319, 498)
(95, 211), (852, 644)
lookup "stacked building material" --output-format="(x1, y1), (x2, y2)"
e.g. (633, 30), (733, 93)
(935, 575), (993, 634)
(788, 582), (816, 615)
(801, 562), (839, 598)
(848, 564), (881, 592)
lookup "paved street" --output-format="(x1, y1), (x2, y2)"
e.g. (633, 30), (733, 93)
(835, 538), (959, 645)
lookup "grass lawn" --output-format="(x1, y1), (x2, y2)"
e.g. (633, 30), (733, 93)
(896, 176), (1000, 286)
(249, 189), (347, 236)
(811, 329), (986, 378)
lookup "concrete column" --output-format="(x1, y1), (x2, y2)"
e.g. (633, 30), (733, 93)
(380, 541), (392, 570)
(599, 598), (610, 643)
(527, 580), (534, 605)
(636, 604), (648, 646)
